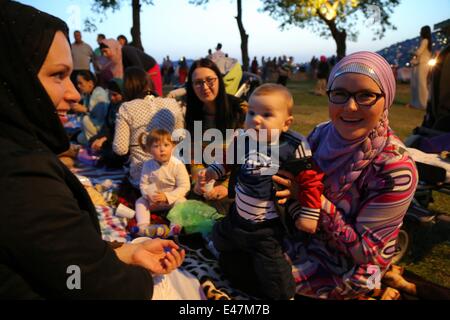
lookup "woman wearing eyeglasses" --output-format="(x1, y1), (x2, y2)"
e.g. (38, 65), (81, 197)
(271, 52), (418, 299)
(185, 59), (247, 213)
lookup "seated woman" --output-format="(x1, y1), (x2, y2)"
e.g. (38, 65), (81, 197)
(113, 67), (184, 202)
(0, 1), (184, 299)
(89, 78), (128, 168)
(184, 58), (247, 214)
(72, 70), (110, 145)
(272, 51), (419, 299)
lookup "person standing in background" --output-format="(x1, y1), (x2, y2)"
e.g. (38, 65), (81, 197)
(212, 43), (225, 61)
(117, 34), (129, 46)
(313, 56), (330, 96)
(70, 30), (95, 86)
(94, 33), (106, 57)
(93, 33), (112, 88)
(251, 56), (259, 74)
(407, 25), (433, 109)
(207, 49), (213, 60)
(177, 57), (189, 86)
(277, 56), (294, 87)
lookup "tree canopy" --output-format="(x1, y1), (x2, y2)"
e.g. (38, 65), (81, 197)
(84, 0), (154, 50)
(261, 0), (400, 59)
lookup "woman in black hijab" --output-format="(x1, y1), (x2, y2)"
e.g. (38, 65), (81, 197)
(0, 0), (184, 299)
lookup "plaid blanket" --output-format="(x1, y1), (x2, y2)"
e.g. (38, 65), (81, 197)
(73, 164), (416, 300)
(72, 164), (247, 299)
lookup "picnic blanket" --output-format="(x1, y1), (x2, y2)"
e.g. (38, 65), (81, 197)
(71, 162), (249, 299)
(72, 162), (434, 300)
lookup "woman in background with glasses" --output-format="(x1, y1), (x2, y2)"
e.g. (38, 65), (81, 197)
(184, 58), (247, 213)
(272, 52), (418, 299)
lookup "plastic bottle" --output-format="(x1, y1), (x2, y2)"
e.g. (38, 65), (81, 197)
(131, 224), (170, 238)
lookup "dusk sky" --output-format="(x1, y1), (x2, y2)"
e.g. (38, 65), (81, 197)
(18, 0), (450, 63)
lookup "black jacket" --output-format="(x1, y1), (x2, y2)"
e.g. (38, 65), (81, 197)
(0, 0), (153, 299)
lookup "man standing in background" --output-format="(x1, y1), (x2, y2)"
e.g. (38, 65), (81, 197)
(71, 30), (95, 86)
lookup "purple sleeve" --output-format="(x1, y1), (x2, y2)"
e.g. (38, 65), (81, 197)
(293, 154), (418, 299)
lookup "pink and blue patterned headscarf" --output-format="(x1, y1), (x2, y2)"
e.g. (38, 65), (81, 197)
(308, 51), (396, 202)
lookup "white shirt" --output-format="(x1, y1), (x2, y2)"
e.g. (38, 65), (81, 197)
(140, 156), (190, 205)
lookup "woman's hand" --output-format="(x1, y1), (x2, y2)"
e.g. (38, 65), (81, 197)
(205, 185), (228, 201)
(133, 239), (185, 275)
(91, 137), (107, 151)
(272, 170), (297, 205)
(72, 103), (88, 114)
(115, 239), (185, 275)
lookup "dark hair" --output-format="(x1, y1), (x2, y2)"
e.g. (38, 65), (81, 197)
(97, 33), (105, 40)
(216, 43), (222, 50)
(107, 78), (123, 95)
(123, 66), (153, 101)
(1, 0), (72, 154)
(420, 25), (432, 52)
(185, 58), (237, 135)
(117, 34), (128, 44)
(139, 128), (173, 152)
(77, 70), (97, 86)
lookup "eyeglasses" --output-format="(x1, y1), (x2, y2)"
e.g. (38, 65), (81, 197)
(327, 89), (385, 108)
(193, 77), (217, 89)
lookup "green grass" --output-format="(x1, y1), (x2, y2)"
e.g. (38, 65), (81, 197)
(288, 79), (450, 289)
(287, 79), (425, 140)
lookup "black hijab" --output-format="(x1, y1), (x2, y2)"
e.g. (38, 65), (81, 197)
(0, 0), (71, 154)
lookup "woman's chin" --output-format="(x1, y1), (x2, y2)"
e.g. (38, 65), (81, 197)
(200, 96), (215, 103)
(58, 114), (68, 124)
(335, 126), (369, 141)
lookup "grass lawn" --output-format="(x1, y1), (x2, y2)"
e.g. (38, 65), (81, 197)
(288, 79), (450, 289)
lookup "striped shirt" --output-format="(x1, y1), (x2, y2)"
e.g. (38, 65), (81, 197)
(209, 130), (322, 222)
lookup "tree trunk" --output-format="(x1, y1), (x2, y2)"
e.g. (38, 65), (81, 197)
(334, 29), (346, 61)
(235, 0), (249, 71)
(319, 13), (347, 60)
(131, 0), (144, 51)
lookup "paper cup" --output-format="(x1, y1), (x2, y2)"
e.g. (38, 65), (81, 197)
(131, 237), (151, 244)
(115, 203), (136, 219)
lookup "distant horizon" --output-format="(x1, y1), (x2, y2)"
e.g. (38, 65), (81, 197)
(19, 0), (450, 64)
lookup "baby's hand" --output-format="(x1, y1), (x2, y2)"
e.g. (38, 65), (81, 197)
(151, 192), (168, 204)
(198, 168), (216, 182)
(295, 217), (318, 234)
(204, 168), (217, 182)
(196, 169), (209, 182)
(193, 170), (206, 195)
